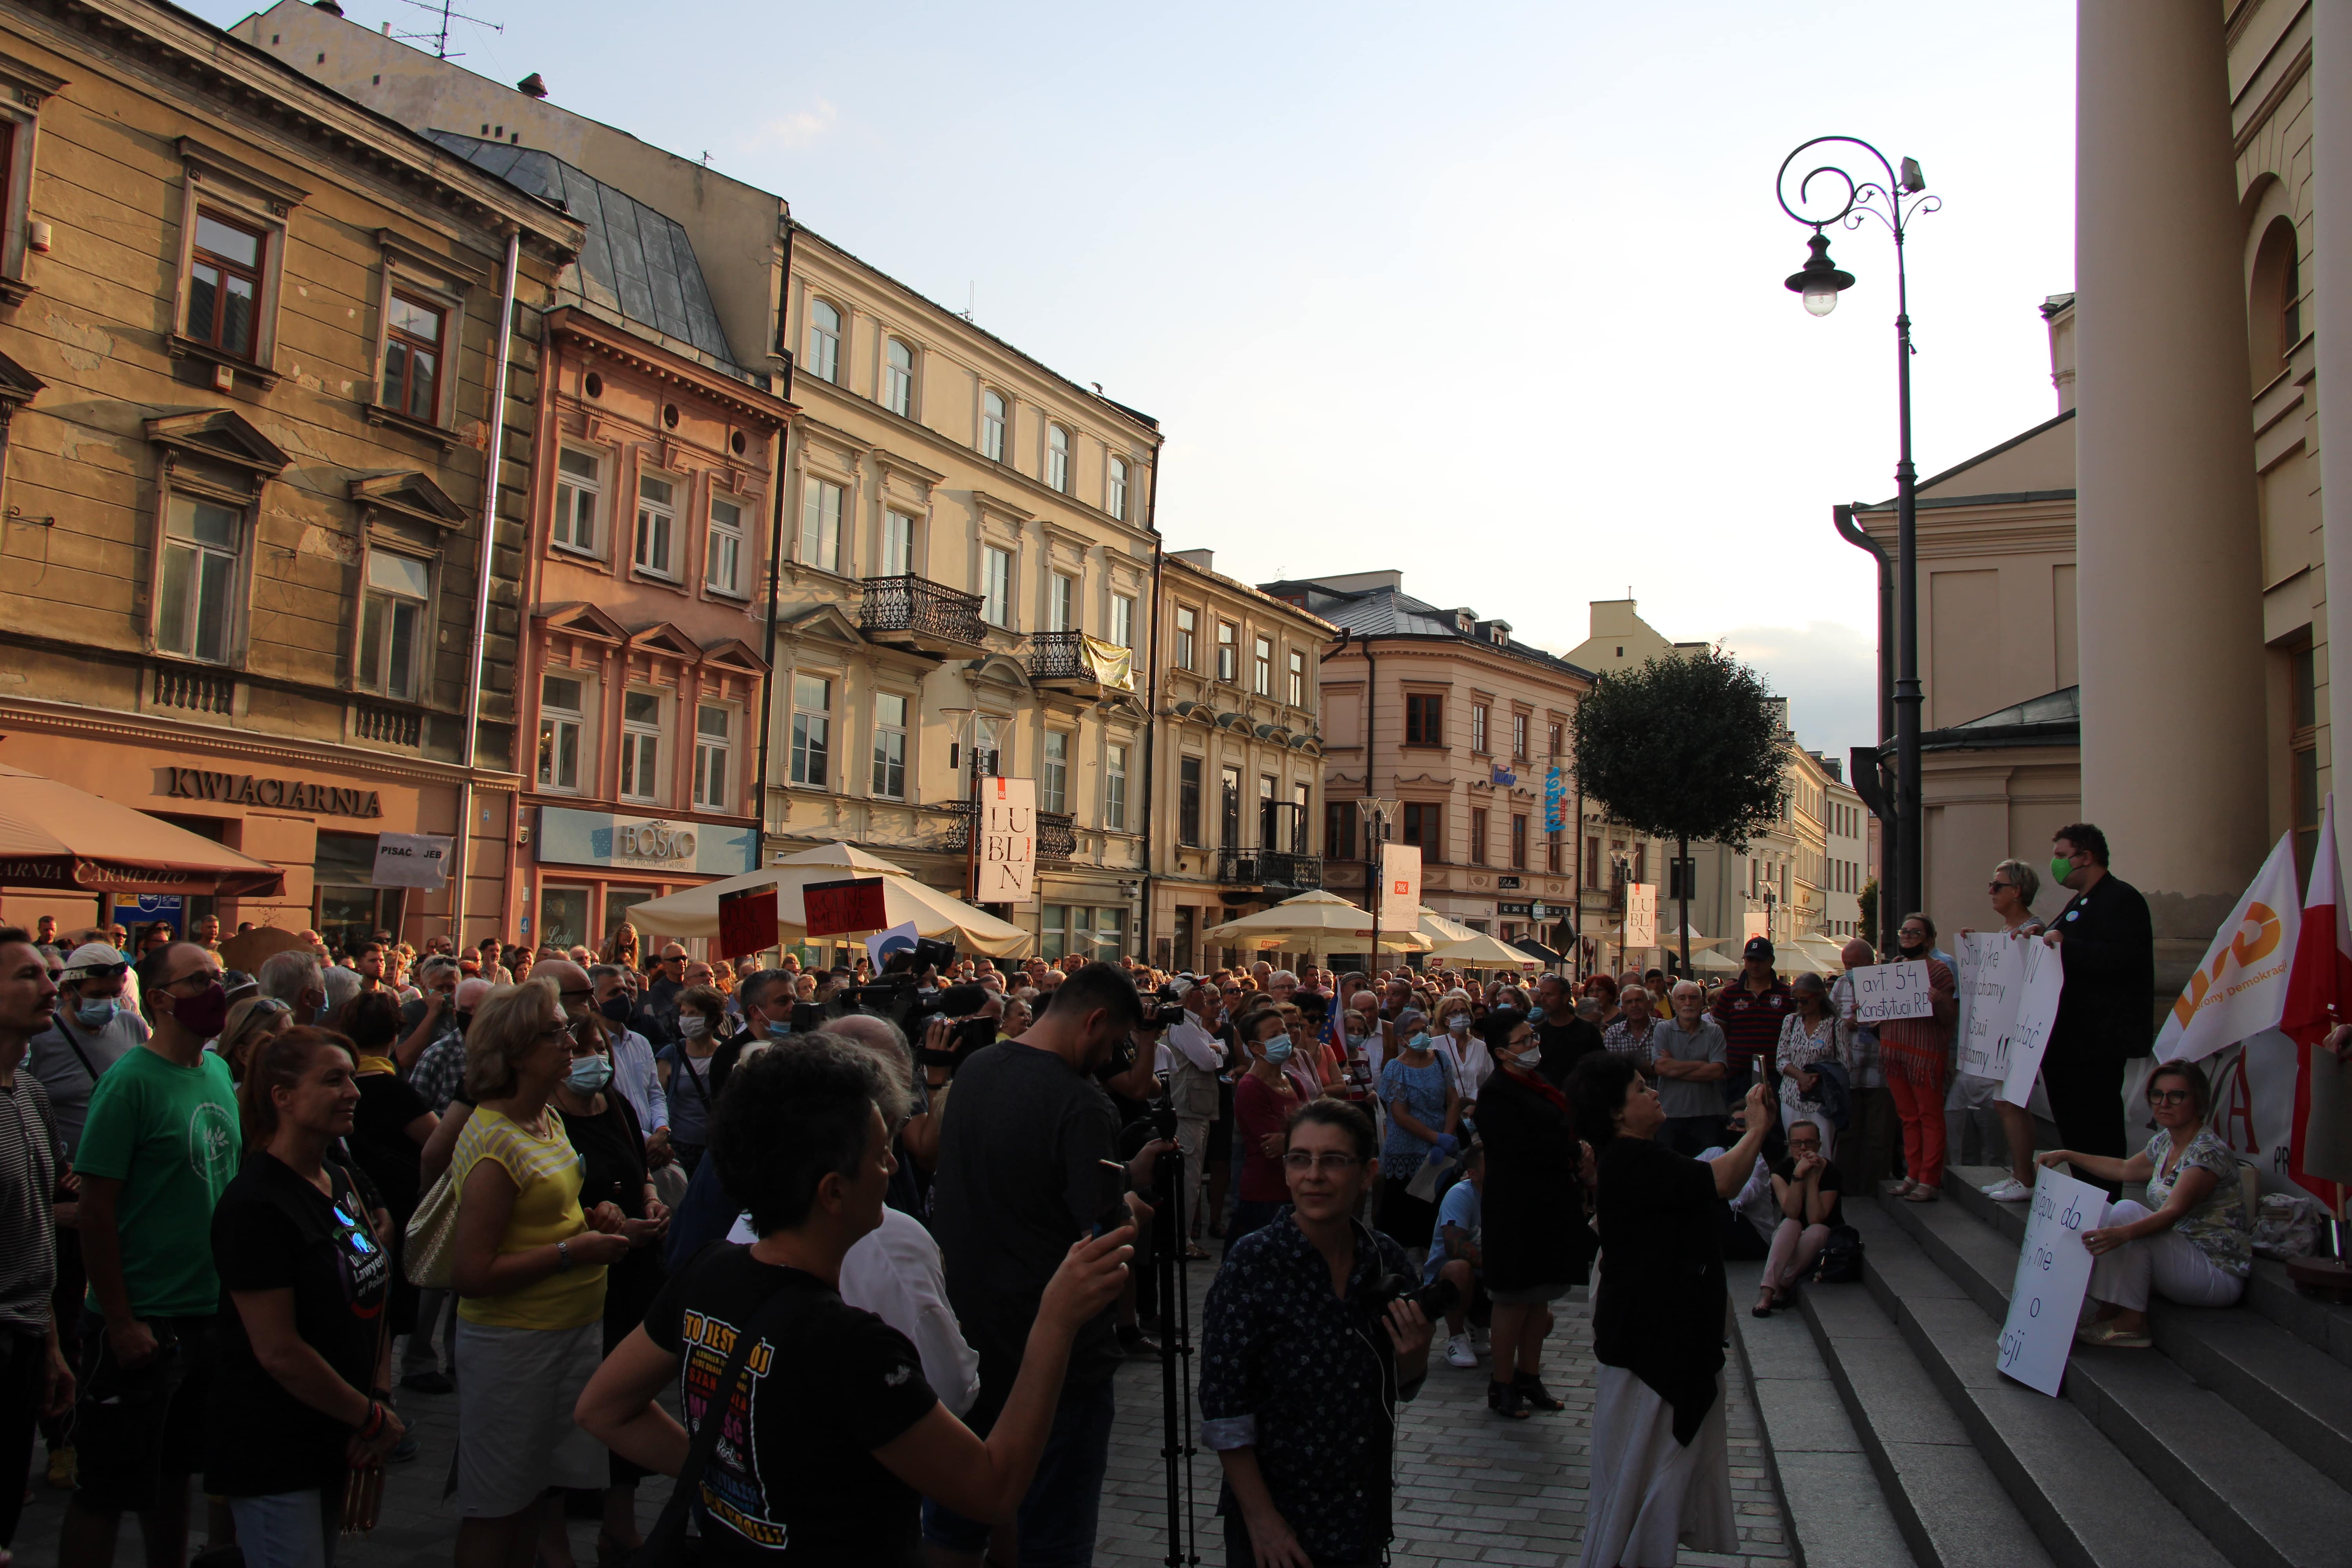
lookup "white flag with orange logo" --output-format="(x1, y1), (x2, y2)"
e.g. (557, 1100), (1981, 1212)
(2154, 832), (2302, 1065)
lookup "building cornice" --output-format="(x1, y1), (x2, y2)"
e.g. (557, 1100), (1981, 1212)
(546, 309), (793, 430)
(0, 696), (521, 790)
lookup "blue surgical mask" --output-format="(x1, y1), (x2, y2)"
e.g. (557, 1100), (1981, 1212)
(566, 1054), (613, 1094)
(74, 998), (115, 1030)
(1262, 1036), (1295, 1065)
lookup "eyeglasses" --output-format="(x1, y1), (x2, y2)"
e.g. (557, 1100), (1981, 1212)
(2148, 1088), (2194, 1105)
(1281, 1151), (1362, 1174)
(1988, 880), (2012, 893)
(558, 988), (594, 1002)
(537, 1022), (573, 1041)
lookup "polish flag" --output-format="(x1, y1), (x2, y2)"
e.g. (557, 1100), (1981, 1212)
(2279, 794), (2351, 1207)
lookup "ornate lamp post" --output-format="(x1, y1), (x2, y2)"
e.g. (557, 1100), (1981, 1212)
(1776, 136), (1936, 946)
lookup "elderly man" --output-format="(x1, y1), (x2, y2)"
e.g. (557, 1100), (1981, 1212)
(1601, 983), (1660, 1067)
(395, 953), (462, 1074)
(1830, 937), (1900, 1189)
(646, 944), (689, 1009)
(578, 962), (671, 1158)
(1651, 980), (1732, 1156)
(29, 944), (150, 1169)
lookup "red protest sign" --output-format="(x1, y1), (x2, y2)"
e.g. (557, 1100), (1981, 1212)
(717, 885), (778, 960)
(802, 877), (889, 938)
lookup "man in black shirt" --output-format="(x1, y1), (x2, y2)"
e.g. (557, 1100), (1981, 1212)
(926, 963), (1166, 1568)
(1530, 973), (1604, 1090)
(2026, 822), (2155, 1186)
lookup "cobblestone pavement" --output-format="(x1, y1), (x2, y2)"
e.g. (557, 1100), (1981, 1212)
(13, 1243), (1791, 1567)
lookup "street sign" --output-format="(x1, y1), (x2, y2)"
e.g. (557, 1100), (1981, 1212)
(1530, 901), (1551, 922)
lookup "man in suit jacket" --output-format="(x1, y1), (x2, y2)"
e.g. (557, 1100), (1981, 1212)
(2028, 821), (2154, 1192)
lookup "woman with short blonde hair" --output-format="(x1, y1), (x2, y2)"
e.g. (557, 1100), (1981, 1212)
(462, 978), (559, 1103)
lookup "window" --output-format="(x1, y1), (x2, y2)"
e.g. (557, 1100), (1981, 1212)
(1547, 829), (1562, 874)
(156, 493), (242, 664)
(1042, 731), (1069, 814)
(806, 299), (840, 383)
(1174, 606), (1198, 669)
(1179, 757), (1202, 846)
(982, 545), (1013, 627)
(1094, 906), (1124, 961)
(971, 714), (1002, 777)
(635, 474), (676, 577)
(553, 448), (601, 554)
(1049, 571), (1076, 632)
(1405, 693), (1444, 745)
(1403, 802), (1441, 852)
(981, 390), (1007, 462)
(871, 692), (907, 800)
(1327, 800), (1360, 861)
(620, 691), (662, 802)
(1258, 774), (1278, 846)
(1634, 842), (1647, 883)
(1547, 720), (1563, 759)
(1471, 703), (1489, 754)
(1253, 635), (1273, 696)
(187, 210), (263, 359)
(882, 510), (916, 577)
(693, 704), (731, 810)
(356, 551), (429, 701)
(706, 495), (745, 595)
(1111, 593), (1135, 650)
(789, 675), (831, 787)
(537, 674), (584, 791)
(1047, 424), (1070, 492)
(1216, 620), (1238, 682)
(1512, 713), (1529, 760)
(1105, 742), (1128, 830)
(1221, 766), (1242, 848)
(1287, 649), (1305, 707)
(1293, 782), (1311, 852)
(884, 338), (914, 416)
(1586, 837), (1602, 886)
(1470, 808), (1489, 865)
(1511, 813), (1528, 869)
(2293, 641), (2321, 873)
(381, 292), (444, 423)
(1106, 456), (1128, 519)
(800, 478), (843, 572)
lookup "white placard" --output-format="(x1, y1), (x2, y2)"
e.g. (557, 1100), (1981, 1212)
(1849, 960), (1935, 1022)
(1957, 932), (2024, 1080)
(370, 832), (450, 889)
(973, 777), (1036, 904)
(1999, 938), (2066, 1108)
(1996, 1166), (2109, 1396)
(1377, 844), (1422, 930)
(1624, 883), (1657, 950)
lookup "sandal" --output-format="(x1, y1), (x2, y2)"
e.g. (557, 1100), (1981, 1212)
(1490, 1380), (1530, 1420)
(1514, 1373), (1564, 1412)
(1902, 1185), (1941, 1203)
(1890, 1178), (1918, 1197)
(1752, 1288), (1777, 1319)
(2075, 1319), (2151, 1350)
(1184, 1241), (1209, 1261)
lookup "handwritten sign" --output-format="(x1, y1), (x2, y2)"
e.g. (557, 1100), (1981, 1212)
(717, 884), (778, 959)
(1998, 938), (2065, 1108)
(1849, 960), (1935, 1023)
(370, 833), (450, 890)
(1957, 932), (2023, 1080)
(803, 877), (887, 938)
(1996, 1166), (2109, 1396)
(973, 777), (1037, 904)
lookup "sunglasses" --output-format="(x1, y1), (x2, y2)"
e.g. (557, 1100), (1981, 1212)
(1988, 880), (2012, 893)
(2148, 1088), (2194, 1105)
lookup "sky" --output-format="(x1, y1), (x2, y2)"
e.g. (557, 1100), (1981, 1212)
(198, 0), (2079, 766)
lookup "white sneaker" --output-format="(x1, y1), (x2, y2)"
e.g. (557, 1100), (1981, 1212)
(1982, 1177), (2033, 1202)
(1445, 1333), (1478, 1369)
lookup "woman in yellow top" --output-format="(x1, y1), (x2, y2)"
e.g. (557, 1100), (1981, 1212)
(448, 978), (633, 1568)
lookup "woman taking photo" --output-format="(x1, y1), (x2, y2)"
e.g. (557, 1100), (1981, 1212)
(575, 1041), (1133, 1565)
(2042, 1060), (2247, 1348)
(1474, 1010), (1593, 1420)
(1774, 973), (1838, 1158)
(1963, 860), (2045, 1203)
(448, 980), (633, 1568)
(599, 922), (641, 975)
(1569, 1053), (1771, 1568)
(1374, 1020), (1460, 1264)
(657, 984), (726, 1174)
(207, 1027), (404, 1566)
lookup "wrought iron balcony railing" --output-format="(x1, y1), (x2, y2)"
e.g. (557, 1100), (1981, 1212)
(1217, 846), (1324, 891)
(860, 575), (987, 652)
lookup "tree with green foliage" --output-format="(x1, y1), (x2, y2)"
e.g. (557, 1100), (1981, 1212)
(1858, 877), (1879, 951)
(1568, 646), (1792, 974)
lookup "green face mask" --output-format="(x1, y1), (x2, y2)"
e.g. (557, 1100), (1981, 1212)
(2050, 855), (2074, 887)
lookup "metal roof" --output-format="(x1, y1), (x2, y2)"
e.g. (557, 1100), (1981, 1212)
(423, 131), (741, 373)
(1258, 576), (1594, 680)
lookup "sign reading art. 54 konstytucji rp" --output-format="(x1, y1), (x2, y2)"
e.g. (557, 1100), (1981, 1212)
(1848, 959), (1935, 1023)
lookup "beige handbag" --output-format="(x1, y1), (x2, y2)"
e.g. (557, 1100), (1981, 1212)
(403, 1165), (460, 1290)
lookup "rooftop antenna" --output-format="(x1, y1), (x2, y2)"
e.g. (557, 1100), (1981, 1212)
(702, 151), (713, 168)
(962, 281), (975, 322)
(391, 0), (501, 61)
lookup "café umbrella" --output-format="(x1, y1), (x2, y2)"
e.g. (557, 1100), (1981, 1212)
(1199, 889), (1432, 953)
(0, 763), (285, 898)
(620, 842), (1034, 956)
(1416, 907), (1538, 968)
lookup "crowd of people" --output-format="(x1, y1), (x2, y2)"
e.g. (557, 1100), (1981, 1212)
(0, 816), (2241, 1568)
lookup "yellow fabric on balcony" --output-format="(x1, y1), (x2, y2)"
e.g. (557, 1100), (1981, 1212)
(1079, 634), (1135, 691)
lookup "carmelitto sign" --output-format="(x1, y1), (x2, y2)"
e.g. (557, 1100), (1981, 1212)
(166, 768), (383, 818)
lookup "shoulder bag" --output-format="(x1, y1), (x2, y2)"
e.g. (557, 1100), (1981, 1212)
(403, 1164), (459, 1290)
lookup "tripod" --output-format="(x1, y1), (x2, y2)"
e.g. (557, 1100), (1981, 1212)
(1147, 1139), (1199, 1567)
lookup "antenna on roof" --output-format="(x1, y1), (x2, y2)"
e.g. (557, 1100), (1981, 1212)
(391, 0), (501, 61)
(962, 282), (975, 323)
(702, 151), (713, 168)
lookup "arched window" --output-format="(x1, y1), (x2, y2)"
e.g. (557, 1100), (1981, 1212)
(885, 338), (914, 416)
(806, 299), (842, 384)
(1106, 455), (1129, 520)
(2249, 216), (2301, 385)
(982, 390), (1007, 462)
(1047, 423), (1071, 493)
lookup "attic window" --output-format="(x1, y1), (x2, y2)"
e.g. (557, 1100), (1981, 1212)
(1616, 646), (1623, 656)
(1491, 626), (1507, 646)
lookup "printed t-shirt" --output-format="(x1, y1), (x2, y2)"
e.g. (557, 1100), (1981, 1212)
(451, 1105), (603, 1329)
(75, 1045), (240, 1317)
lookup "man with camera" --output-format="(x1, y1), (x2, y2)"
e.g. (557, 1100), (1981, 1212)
(1200, 1099), (1434, 1567)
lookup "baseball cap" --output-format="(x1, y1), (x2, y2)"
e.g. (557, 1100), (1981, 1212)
(1743, 936), (1775, 963)
(61, 941), (130, 982)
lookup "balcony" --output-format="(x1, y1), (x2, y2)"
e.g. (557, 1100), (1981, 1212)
(1218, 846), (1324, 892)
(942, 800), (1079, 862)
(1027, 630), (1134, 695)
(860, 575), (987, 659)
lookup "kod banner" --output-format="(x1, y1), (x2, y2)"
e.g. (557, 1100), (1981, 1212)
(2153, 831), (2301, 1065)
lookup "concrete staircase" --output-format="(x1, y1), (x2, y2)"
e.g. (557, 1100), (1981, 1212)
(1746, 1163), (2352, 1568)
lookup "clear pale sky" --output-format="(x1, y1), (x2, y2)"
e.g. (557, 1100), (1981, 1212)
(201, 0), (2079, 766)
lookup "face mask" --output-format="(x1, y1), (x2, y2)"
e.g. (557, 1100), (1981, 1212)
(170, 981), (229, 1040)
(566, 1054), (613, 1094)
(1512, 1044), (1543, 1070)
(454, 1010), (474, 1033)
(599, 996), (633, 1024)
(678, 1015), (709, 1039)
(73, 997), (115, 1030)
(2051, 855), (2075, 888)
(1261, 1036), (1295, 1065)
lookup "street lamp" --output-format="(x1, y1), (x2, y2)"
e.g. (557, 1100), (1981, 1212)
(1776, 136), (1935, 949)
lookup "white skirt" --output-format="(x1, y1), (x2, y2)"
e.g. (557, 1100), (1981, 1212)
(1576, 1365), (1738, 1568)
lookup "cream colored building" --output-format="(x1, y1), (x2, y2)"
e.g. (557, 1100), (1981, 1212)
(1147, 550), (1334, 971)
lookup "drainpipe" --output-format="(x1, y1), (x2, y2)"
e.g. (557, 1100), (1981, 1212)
(756, 225), (796, 866)
(450, 227), (521, 946)
(1834, 502), (1895, 906)
(1138, 437), (1165, 960)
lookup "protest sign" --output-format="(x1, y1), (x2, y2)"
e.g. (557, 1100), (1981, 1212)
(716, 884), (778, 960)
(1849, 960), (1935, 1023)
(1999, 938), (2065, 1107)
(370, 832), (450, 890)
(1956, 931), (2024, 1080)
(1997, 1166), (2109, 1396)
(803, 877), (887, 938)
(866, 920), (920, 971)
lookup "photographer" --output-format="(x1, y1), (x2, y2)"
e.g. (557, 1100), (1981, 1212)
(1160, 986), (1225, 1253)
(1200, 1100), (1432, 1568)
(927, 964), (1169, 1568)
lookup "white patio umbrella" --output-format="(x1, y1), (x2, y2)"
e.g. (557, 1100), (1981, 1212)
(622, 842), (1034, 956)
(1415, 907), (1538, 968)
(1199, 889), (1432, 953)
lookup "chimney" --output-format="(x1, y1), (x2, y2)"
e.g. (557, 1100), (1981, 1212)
(312, 0), (344, 13)
(517, 73), (549, 99)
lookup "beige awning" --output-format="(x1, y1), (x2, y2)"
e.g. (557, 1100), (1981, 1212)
(622, 843), (1034, 956)
(0, 764), (285, 897)
(1200, 889), (1432, 952)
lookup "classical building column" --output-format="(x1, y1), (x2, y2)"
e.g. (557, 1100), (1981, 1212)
(2075, 0), (2269, 978)
(2318, 3), (2352, 885)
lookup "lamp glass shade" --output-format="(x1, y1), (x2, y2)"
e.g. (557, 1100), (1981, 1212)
(1802, 280), (1840, 316)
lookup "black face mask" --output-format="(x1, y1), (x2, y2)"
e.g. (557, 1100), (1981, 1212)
(454, 1009), (474, 1033)
(600, 996), (633, 1024)
(1899, 936), (1926, 955)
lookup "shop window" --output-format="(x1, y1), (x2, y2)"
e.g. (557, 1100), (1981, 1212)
(1179, 757), (1202, 846)
(1042, 903), (1067, 962)
(553, 448), (602, 554)
(790, 674), (831, 787)
(356, 550), (430, 701)
(882, 509), (916, 577)
(620, 690), (662, 802)
(800, 478), (844, 573)
(155, 492), (243, 664)
(981, 389), (1007, 462)
(604, 888), (658, 944)
(539, 885), (590, 951)
(693, 703), (732, 811)
(1042, 730), (1069, 814)
(872, 692), (909, 800)
(706, 495), (745, 596)
(635, 473), (677, 578)
(1105, 742), (1128, 830)
(1095, 906), (1125, 961)
(381, 291), (444, 423)
(538, 673), (586, 791)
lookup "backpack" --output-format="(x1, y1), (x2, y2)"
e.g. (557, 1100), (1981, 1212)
(1811, 1223), (1866, 1284)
